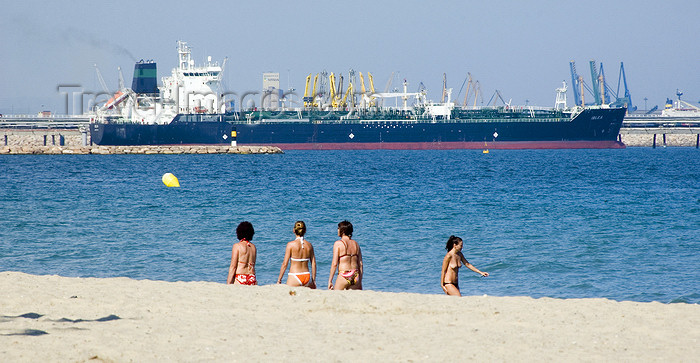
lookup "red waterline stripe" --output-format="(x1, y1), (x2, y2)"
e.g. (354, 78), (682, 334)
(249, 140), (626, 150)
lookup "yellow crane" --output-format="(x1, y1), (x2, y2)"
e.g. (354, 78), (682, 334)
(339, 83), (353, 108)
(359, 72), (367, 95)
(303, 74), (312, 107)
(303, 73), (321, 108)
(367, 72), (376, 107)
(359, 72), (376, 108)
(311, 73), (319, 108)
(329, 72), (341, 108)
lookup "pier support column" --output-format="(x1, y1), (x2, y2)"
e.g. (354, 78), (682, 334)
(663, 134), (667, 147)
(652, 134), (656, 148)
(696, 134), (699, 149)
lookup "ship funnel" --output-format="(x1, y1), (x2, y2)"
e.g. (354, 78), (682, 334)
(132, 60), (158, 94)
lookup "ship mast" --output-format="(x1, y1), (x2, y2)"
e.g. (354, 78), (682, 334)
(178, 41), (191, 70)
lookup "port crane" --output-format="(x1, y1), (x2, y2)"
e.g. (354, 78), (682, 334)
(329, 72), (339, 108)
(367, 72), (376, 107)
(487, 90), (510, 107)
(589, 61), (604, 105)
(570, 60), (634, 111)
(303, 73), (321, 108)
(457, 72), (474, 107)
(471, 80), (482, 107)
(359, 72), (377, 108)
(303, 74), (313, 107)
(441, 73), (447, 103)
(609, 62), (633, 110)
(379, 72), (395, 107)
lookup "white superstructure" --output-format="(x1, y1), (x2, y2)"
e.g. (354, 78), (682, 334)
(94, 41), (226, 124)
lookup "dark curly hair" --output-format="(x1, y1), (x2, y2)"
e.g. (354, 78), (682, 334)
(236, 221), (255, 241)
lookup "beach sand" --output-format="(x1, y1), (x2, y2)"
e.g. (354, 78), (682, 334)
(1, 271), (698, 362)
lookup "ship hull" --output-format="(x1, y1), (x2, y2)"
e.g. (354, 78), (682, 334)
(89, 108), (626, 149)
(233, 108), (626, 149)
(90, 121), (233, 145)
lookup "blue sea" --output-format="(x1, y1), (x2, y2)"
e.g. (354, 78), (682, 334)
(1, 148), (698, 303)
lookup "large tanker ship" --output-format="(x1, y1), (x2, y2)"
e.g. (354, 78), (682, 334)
(89, 41), (626, 149)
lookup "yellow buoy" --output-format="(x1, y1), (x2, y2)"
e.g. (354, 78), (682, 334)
(483, 149), (489, 154)
(162, 173), (180, 187)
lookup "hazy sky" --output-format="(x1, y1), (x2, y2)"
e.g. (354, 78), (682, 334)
(1, 0), (698, 115)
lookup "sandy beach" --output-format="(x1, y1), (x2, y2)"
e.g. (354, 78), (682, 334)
(1, 271), (698, 362)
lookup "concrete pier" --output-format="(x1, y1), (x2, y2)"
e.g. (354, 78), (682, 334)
(619, 127), (700, 147)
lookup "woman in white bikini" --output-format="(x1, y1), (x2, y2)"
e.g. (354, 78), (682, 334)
(328, 220), (363, 290)
(277, 221), (317, 288)
(441, 235), (488, 296)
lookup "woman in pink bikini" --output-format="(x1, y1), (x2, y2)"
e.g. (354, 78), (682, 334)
(227, 221), (257, 285)
(441, 235), (488, 296)
(277, 221), (317, 288)
(328, 220), (363, 290)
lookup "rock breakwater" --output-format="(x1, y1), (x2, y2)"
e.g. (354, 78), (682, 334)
(0, 145), (283, 155)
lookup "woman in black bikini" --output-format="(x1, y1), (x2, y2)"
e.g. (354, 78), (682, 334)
(441, 235), (488, 296)
(328, 220), (363, 290)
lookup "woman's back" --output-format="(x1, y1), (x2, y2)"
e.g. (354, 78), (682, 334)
(236, 242), (256, 275)
(288, 238), (314, 272)
(337, 238), (360, 271)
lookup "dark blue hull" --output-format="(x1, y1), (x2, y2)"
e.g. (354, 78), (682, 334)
(90, 120), (233, 146)
(233, 108), (626, 149)
(89, 107), (626, 149)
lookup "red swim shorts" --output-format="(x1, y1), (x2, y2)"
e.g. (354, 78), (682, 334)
(235, 274), (257, 285)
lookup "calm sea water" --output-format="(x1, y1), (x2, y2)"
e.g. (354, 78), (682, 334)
(1, 148), (698, 303)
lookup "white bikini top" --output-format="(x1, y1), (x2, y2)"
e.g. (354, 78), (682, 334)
(290, 237), (309, 262)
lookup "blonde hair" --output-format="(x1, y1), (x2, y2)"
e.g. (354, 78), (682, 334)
(294, 221), (306, 237)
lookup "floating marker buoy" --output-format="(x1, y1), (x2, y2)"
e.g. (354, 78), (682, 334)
(162, 173), (180, 187)
(483, 149), (489, 154)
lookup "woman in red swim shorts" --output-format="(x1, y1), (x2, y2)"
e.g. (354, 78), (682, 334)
(227, 221), (257, 285)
